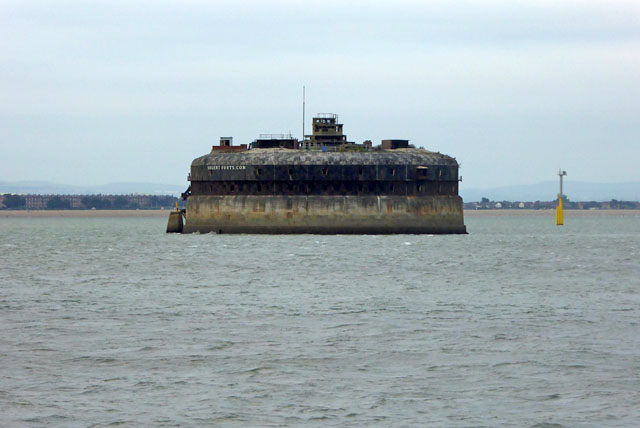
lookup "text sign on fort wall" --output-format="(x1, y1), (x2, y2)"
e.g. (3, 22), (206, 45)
(207, 165), (246, 171)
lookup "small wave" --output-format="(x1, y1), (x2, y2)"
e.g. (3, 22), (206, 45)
(24, 415), (70, 423)
(529, 424), (568, 428)
(540, 393), (561, 400)
(236, 366), (273, 377)
(103, 377), (126, 382)
(137, 346), (157, 351)
(69, 356), (118, 364)
(207, 341), (234, 350)
(81, 385), (106, 394)
(328, 323), (363, 329)
(492, 360), (536, 368)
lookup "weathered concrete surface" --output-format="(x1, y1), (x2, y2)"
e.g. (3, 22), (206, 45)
(192, 148), (458, 168)
(190, 149), (459, 182)
(183, 195), (466, 234)
(166, 211), (184, 233)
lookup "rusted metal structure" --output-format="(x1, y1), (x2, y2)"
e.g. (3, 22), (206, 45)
(300, 113), (353, 150)
(173, 114), (466, 234)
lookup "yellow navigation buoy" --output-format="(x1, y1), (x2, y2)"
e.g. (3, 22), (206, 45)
(556, 169), (567, 226)
(556, 196), (564, 226)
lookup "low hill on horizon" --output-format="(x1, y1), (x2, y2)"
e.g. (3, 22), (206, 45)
(461, 181), (640, 202)
(2, 179), (640, 202)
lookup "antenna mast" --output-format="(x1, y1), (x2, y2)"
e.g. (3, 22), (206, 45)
(302, 86), (306, 141)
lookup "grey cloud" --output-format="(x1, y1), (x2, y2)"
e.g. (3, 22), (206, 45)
(1, 0), (639, 187)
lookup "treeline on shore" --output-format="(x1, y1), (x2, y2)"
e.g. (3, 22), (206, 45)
(0, 194), (183, 210)
(465, 198), (640, 210)
(3, 193), (638, 211)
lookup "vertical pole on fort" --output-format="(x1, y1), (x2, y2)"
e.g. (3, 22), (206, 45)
(302, 86), (306, 141)
(556, 169), (567, 226)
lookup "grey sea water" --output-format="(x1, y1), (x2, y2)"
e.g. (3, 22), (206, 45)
(1, 214), (639, 427)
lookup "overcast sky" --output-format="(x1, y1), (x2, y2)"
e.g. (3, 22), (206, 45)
(1, 0), (639, 189)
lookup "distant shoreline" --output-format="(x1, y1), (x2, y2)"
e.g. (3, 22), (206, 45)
(1, 208), (638, 218)
(464, 209), (639, 217)
(0, 209), (172, 218)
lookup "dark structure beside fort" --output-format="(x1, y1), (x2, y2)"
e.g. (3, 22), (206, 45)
(171, 113), (466, 234)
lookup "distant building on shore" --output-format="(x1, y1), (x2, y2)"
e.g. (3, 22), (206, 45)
(0, 194), (182, 210)
(462, 198), (640, 210)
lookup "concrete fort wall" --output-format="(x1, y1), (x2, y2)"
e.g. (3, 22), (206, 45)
(183, 194), (466, 234)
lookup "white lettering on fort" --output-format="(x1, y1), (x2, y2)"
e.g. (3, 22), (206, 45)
(207, 165), (246, 171)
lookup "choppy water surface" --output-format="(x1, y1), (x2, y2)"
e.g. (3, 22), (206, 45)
(1, 214), (639, 427)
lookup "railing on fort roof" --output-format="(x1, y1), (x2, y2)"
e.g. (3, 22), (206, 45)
(316, 113), (338, 121)
(259, 133), (294, 140)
